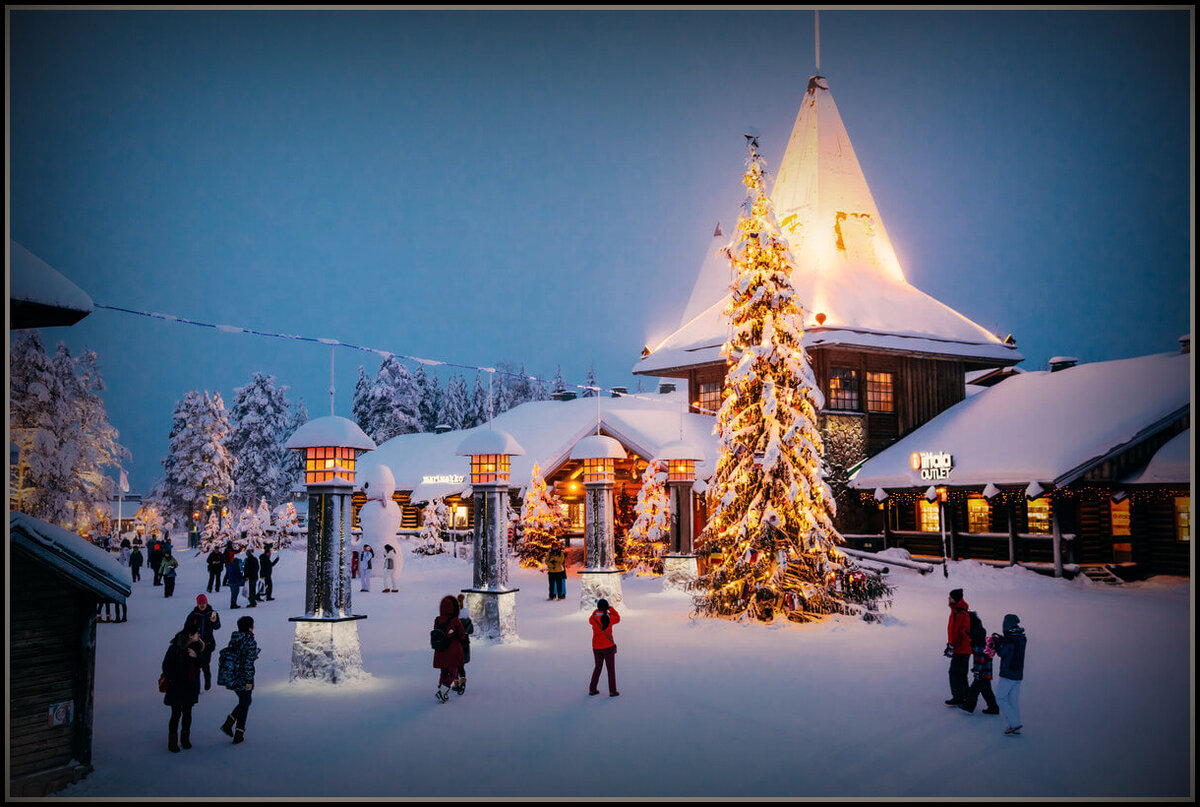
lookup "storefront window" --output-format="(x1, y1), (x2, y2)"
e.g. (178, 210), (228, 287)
(1110, 498), (1131, 537)
(1175, 497), (1190, 542)
(1027, 497), (1052, 534)
(866, 371), (894, 413)
(828, 368), (859, 411)
(917, 499), (940, 532)
(451, 504), (468, 530)
(697, 381), (722, 414)
(561, 502), (584, 531)
(967, 496), (989, 534)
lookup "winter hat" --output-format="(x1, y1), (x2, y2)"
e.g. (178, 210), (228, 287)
(196, 594), (208, 606)
(1003, 614), (1021, 632)
(949, 589), (963, 603)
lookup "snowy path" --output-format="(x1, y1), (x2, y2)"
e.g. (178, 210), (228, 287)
(62, 543), (1191, 798)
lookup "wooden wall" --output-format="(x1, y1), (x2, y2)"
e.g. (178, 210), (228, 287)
(1131, 490), (1191, 577)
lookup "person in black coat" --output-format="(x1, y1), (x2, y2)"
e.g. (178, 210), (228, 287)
(259, 545), (278, 601)
(189, 594), (222, 690)
(243, 548), (260, 608)
(206, 548), (225, 593)
(162, 621), (204, 752)
(129, 542), (144, 582)
(149, 539), (165, 586)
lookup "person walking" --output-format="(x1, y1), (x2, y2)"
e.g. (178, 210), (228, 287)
(189, 594), (222, 690)
(546, 540), (567, 601)
(993, 613), (1028, 736)
(222, 541), (237, 588)
(432, 595), (466, 704)
(218, 615), (260, 745)
(360, 544), (375, 592)
(129, 541), (144, 583)
(161, 619), (204, 752)
(118, 538), (131, 568)
(206, 547), (225, 593)
(944, 588), (971, 706)
(381, 544), (400, 592)
(159, 546), (179, 599)
(243, 547), (260, 608)
(588, 598), (620, 697)
(227, 548), (244, 609)
(959, 610), (1000, 715)
(149, 538), (165, 586)
(259, 545), (278, 601)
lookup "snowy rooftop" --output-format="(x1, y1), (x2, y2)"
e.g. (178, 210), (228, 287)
(358, 391), (718, 498)
(285, 415), (376, 451)
(9, 239), (94, 328)
(1120, 429), (1192, 486)
(636, 76), (1020, 376)
(849, 350), (1191, 490)
(10, 512), (132, 602)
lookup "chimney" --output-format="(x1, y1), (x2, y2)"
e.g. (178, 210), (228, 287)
(560, 391), (577, 401)
(610, 386), (627, 398)
(434, 424), (452, 434)
(1179, 334), (1190, 354)
(658, 382), (676, 394)
(1047, 356), (1078, 373)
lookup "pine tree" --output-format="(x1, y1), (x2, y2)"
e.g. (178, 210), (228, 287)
(694, 138), (892, 623)
(281, 399), (309, 493)
(552, 366), (566, 398)
(367, 356), (421, 444)
(517, 463), (566, 568)
(229, 372), (293, 511)
(273, 501), (299, 548)
(582, 363), (598, 397)
(414, 365), (443, 432)
(437, 373), (470, 430)
(201, 511), (222, 552)
(625, 461), (670, 575)
(352, 365), (373, 435)
(467, 372), (489, 428)
(156, 390), (236, 525)
(414, 498), (450, 555)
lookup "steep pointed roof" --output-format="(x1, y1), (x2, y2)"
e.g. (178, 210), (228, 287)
(636, 76), (1021, 376)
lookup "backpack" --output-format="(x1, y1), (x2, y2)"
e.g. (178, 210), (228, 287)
(216, 644), (235, 688)
(430, 625), (451, 651)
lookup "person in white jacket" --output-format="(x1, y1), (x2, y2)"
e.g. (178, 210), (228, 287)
(382, 544), (402, 592)
(360, 544), (375, 592)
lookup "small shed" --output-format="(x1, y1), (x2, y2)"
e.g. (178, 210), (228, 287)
(8, 513), (131, 796)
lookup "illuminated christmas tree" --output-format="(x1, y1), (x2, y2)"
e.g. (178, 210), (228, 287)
(414, 498), (450, 555)
(693, 136), (892, 623)
(517, 463), (566, 568)
(623, 461), (669, 575)
(200, 510), (222, 552)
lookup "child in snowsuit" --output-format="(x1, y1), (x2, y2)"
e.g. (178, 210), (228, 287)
(161, 621), (204, 752)
(432, 594), (466, 703)
(588, 598), (620, 697)
(959, 611), (999, 715)
(992, 613), (1027, 735)
(218, 616), (260, 744)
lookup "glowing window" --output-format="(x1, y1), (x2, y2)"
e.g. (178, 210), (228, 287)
(1026, 497), (1052, 534)
(828, 368), (859, 411)
(697, 382), (722, 414)
(866, 371), (894, 413)
(304, 446), (357, 485)
(583, 458), (615, 484)
(1110, 498), (1131, 537)
(967, 496), (990, 534)
(668, 459), (694, 482)
(917, 499), (940, 532)
(1175, 497), (1190, 542)
(470, 454), (510, 485)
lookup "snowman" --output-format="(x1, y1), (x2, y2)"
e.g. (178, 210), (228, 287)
(360, 464), (404, 592)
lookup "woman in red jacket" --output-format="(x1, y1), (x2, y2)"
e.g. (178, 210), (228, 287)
(432, 595), (466, 703)
(588, 598), (620, 697)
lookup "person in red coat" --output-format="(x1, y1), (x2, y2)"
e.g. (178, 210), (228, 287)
(588, 598), (620, 697)
(944, 588), (972, 706)
(432, 594), (466, 703)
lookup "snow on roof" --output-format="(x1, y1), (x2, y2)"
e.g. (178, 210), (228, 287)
(455, 428), (525, 457)
(285, 415), (376, 451)
(570, 434), (627, 460)
(636, 76), (1020, 376)
(850, 351), (1190, 491)
(10, 512), (132, 602)
(1121, 429), (1192, 485)
(359, 391), (718, 496)
(9, 240), (94, 326)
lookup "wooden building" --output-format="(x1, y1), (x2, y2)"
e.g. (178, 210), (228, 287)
(9, 513), (131, 796)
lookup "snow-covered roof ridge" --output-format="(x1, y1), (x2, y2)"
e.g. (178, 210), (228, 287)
(1120, 429), (1192, 485)
(10, 512), (132, 602)
(9, 239), (94, 325)
(849, 351), (1190, 491)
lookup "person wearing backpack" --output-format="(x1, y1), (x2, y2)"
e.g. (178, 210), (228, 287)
(218, 615), (260, 744)
(431, 594), (466, 703)
(451, 593), (473, 695)
(159, 546), (179, 599)
(588, 598), (620, 697)
(959, 611), (1000, 715)
(992, 613), (1028, 736)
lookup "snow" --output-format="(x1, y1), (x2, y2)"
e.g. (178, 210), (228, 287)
(850, 351), (1190, 490)
(9, 239), (94, 314)
(1121, 429), (1191, 485)
(284, 415), (376, 451)
(10, 512), (131, 601)
(58, 539), (1190, 798)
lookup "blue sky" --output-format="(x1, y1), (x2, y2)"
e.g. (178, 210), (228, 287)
(8, 9), (1192, 493)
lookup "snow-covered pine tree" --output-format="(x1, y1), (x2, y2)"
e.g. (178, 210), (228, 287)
(581, 363), (598, 397)
(517, 463), (566, 568)
(273, 501), (298, 548)
(437, 373), (470, 430)
(352, 365), (373, 435)
(467, 372), (489, 428)
(229, 372), (293, 510)
(71, 348), (130, 521)
(156, 390), (236, 526)
(281, 399), (309, 494)
(218, 507), (240, 549)
(693, 138), (893, 623)
(552, 366), (566, 398)
(201, 510), (222, 552)
(366, 356), (422, 445)
(137, 504), (166, 538)
(414, 498), (450, 555)
(414, 365), (443, 432)
(624, 461), (670, 575)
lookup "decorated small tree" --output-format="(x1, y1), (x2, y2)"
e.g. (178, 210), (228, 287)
(517, 463), (566, 568)
(414, 497), (450, 555)
(273, 501), (299, 548)
(624, 461), (670, 575)
(136, 505), (166, 539)
(693, 137), (893, 623)
(200, 510), (222, 552)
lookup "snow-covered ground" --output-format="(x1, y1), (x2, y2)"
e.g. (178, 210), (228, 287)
(63, 541), (1192, 799)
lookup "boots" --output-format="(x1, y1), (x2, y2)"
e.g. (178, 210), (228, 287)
(180, 729), (191, 749)
(451, 676), (466, 695)
(233, 728), (245, 744)
(435, 684), (451, 703)
(168, 731), (180, 753)
(220, 714), (236, 737)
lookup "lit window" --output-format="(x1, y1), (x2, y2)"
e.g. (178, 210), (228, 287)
(866, 371), (894, 413)
(565, 502), (584, 530)
(1027, 497), (1052, 534)
(967, 496), (989, 534)
(697, 381), (722, 414)
(828, 368), (859, 411)
(583, 458), (615, 484)
(304, 446), (357, 485)
(1175, 497), (1190, 542)
(451, 505), (468, 530)
(1110, 498), (1131, 537)
(668, 459), (694, 482)
(470, 454), (510, 485)
(917, 499), (940, 532)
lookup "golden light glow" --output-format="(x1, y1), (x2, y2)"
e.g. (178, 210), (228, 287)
(668, 459), (695, 482)
(470, 453), (511, 484)
(305, 446), (358, 485)
(583, 457), (615, 483)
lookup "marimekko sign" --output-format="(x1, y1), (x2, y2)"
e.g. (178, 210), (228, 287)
(910, 451), (954, 481)
(422, 474), (465, 485)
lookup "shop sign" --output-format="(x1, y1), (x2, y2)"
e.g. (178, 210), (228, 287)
(422, 474), (464, 485)
(910, 451), (953, 481)
(48, 700), (74, 728)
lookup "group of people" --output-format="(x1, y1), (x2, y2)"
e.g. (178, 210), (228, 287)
(944, 588), (1028, 736)
(351, 542), (403, 592)
(204, 541), (279, 610)
(159, 593), (260, 751)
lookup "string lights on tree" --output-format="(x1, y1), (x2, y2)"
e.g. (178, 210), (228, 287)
(692, 136), (893, 623)
(517, 463), (567, 568)
(624, 460), (670, 575)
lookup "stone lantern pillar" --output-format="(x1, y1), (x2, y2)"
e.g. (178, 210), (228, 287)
(571, 434), (626, 610)
(456, 428), (524, 642)
(283, 415), (376, 683)
(656, 440), (703, 591)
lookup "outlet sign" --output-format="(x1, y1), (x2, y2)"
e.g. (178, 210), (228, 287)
(910, 451), (954, 481)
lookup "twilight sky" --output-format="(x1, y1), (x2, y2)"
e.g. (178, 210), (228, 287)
(8, 8), (1193, 493)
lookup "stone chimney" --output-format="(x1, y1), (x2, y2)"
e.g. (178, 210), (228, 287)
(1047, 356), (1078, 373)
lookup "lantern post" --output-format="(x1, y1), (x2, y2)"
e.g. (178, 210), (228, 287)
(655, 440), (703, 591)
(456, 428), (524, 642)
(284, 415), (376, 683)
(570, 434), (627, 610)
